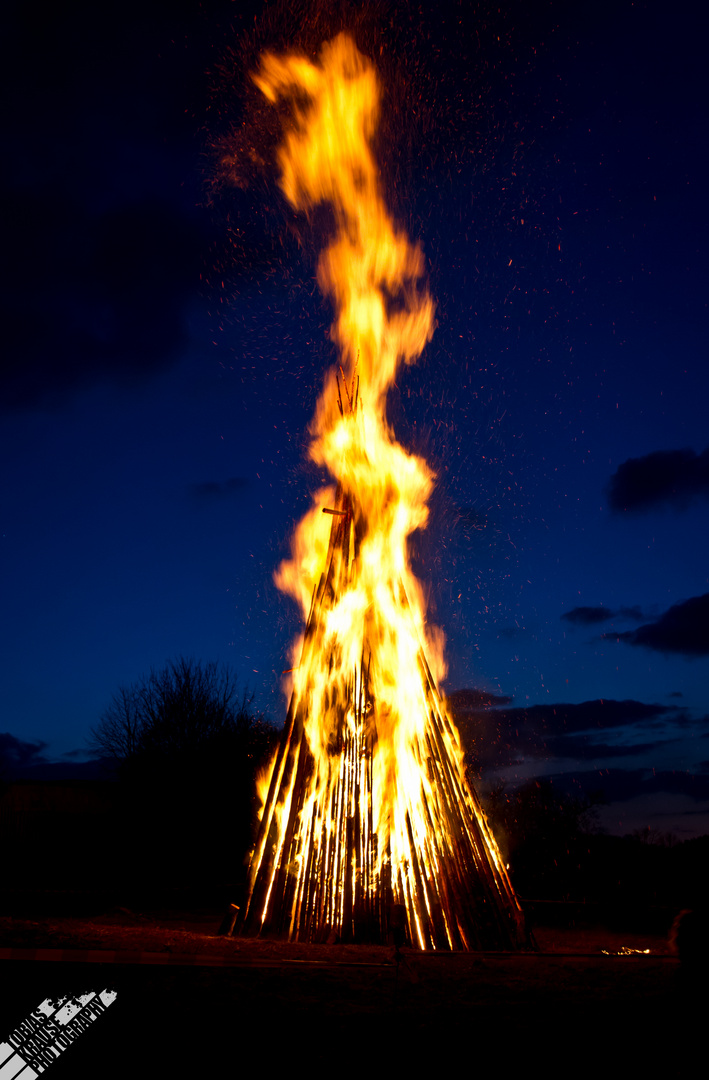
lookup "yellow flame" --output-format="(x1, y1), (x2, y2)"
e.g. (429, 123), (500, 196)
(254, 747), (279, 823)
(246, 34), (519, 948)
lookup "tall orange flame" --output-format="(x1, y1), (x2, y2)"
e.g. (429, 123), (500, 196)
(240, 34), (524, 949)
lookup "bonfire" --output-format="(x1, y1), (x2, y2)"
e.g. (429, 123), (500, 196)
(237, 34), (525, 950)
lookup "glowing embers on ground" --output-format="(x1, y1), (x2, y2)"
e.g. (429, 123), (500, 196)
(235, 34), (525, 948)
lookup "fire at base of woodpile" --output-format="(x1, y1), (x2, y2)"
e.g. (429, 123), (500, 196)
(232, 35), (528, 951)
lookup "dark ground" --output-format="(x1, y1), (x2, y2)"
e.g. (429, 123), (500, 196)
(0, 907), (699, 1074)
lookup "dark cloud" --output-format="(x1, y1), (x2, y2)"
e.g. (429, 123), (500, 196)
(669, 691), (684, 699)
(562, 605), (647, 626)
(607, 447), (709, 513)
(0, 732), (110, 780)
(541, 768), (709, 806)
(605, 593), (709, 657)
(493, 699), (671, 735)
(1, 0), (220, 413)
(543, 735), (665, 761)
(7, 759), (114, 780)
(449, 697), (675, 769)
(1, 193), (203, 412)
(619, 606), (646, 622)
(445, 688), (513, 710)
(189, 477), (249, 500)
(562, 606), (614, 626)
(0, 732), (49, 775)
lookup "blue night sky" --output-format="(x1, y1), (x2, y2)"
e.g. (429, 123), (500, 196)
(2, 0), (708, 836)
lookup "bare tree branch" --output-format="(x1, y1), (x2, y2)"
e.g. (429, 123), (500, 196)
(89, 657), (270, 763)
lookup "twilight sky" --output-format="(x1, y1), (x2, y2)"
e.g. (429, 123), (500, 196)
(2, 0), (708, 836)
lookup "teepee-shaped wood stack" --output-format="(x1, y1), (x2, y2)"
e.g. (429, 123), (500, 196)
(236, 480), (527, 950)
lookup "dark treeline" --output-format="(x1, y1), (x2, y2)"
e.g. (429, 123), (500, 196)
(3, 666), (708, 925)
(0, 658), (278, 912)
(483, 779), (709, 919)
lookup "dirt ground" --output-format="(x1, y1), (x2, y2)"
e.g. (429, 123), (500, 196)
(0, 903), (678, 960)
(0, 910), (695, 1077)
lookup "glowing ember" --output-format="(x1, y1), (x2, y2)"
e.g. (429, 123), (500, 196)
(238, 34), (525, 949)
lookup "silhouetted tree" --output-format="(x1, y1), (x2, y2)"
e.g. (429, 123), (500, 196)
(90, 657), (264, 762)
(90, 658), (278, 893)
